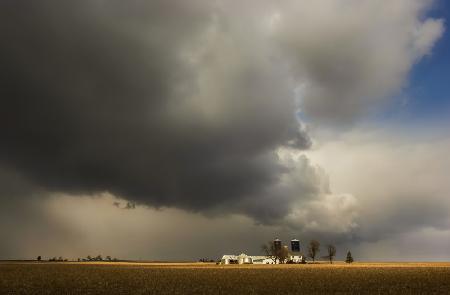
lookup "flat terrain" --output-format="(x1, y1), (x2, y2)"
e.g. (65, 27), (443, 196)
(1, 262), (449, 294)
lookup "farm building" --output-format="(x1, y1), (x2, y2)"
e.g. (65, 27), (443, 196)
(221, 253), (274, 265)
(220, 239), (303, 264)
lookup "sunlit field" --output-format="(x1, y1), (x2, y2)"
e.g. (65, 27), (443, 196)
(1, 262), (449, 294)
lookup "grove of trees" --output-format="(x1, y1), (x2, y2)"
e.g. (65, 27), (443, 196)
(261, 241), (289, 264)
(261, 239), (352, 264)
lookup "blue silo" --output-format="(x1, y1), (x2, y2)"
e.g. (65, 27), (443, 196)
(291, 239), (300, 252)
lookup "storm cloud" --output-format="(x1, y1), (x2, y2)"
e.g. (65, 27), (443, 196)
(0, 0), (444, 233)
(0, 0), (313, 221)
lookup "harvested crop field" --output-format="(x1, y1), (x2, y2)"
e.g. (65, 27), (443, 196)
(1, 262), (449, 294)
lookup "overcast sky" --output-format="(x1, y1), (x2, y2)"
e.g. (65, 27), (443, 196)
(1, 0), (449, 261)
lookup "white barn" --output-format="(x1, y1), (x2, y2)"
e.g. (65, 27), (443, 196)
(220, 253), (273, 264)
(220, 239), (303, 265)
(220, 253), (303, 265)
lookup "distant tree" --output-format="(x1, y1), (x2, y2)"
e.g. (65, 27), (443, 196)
(279, 246), (290, 264)
(106, 256), (112, 261)
(322, 245), (336, 264)
(308, 240), (320, 262)
(124, 202), (136, 209)
(261, 241), (290, 264)
(95, 255), (103, 261)
(58, 256), (63, 262)
(346, 251), (354, 264)
(37, 256), (41, 261)
(262, 242), (278, 264)
(87, 255), (92, 261)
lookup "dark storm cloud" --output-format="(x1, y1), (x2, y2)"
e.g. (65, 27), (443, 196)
(0, 0), (312, 221)
(0, 0), (448, 261)
(0, 0), (445, 234)
(0, 166), (77, 259)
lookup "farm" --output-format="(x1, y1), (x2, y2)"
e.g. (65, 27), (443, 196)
(1, 262), (449, 294)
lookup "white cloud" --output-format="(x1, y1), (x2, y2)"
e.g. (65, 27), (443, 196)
(273, 0), (444, 123)
(307, 126), (450, 244)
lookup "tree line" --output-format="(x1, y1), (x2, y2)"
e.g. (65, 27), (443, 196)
(262, 239), (354, 264)
(37, 255), (119, 262)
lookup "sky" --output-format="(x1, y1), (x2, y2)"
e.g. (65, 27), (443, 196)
(0, 0), (449, 261)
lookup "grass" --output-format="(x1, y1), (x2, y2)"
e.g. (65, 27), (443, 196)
(1, 262), (449, 294)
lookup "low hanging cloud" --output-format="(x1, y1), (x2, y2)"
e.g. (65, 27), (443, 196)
(0, 0), (444, 233)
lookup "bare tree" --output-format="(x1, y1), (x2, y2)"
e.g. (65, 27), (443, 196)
(280, 246), (290, 264)
(261, 242), (290, 264)
(261, 242), (278, 264)
(308, 240), (320, 262)
(322, 244), (336, 264)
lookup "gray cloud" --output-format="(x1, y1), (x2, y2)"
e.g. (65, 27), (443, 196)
(0, 0), (445, 247)
(275, 0), (444, 124)
(0, 166), (82, 259)
(0, 0), (313, 223)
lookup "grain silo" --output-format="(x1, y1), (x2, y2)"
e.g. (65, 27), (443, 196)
(291, 239), (300, 252)
(273, 238), (282, 251)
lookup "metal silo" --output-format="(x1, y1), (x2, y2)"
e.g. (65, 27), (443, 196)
(273, 238), (282, 251)
(238, 253), (248, 265)
(291, 239), (300, 252)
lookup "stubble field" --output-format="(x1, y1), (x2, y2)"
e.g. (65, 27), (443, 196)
(1, 262), (449, 294)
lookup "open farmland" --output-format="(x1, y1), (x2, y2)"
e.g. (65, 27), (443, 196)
(1, 262), (449, 294)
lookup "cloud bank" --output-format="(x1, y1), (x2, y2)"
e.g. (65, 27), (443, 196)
(0, 0), (444, 240)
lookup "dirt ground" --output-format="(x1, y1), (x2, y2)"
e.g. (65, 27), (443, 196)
(1, 261), (449, 294)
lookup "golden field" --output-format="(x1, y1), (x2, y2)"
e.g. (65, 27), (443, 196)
(1, 262), (449, 294)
